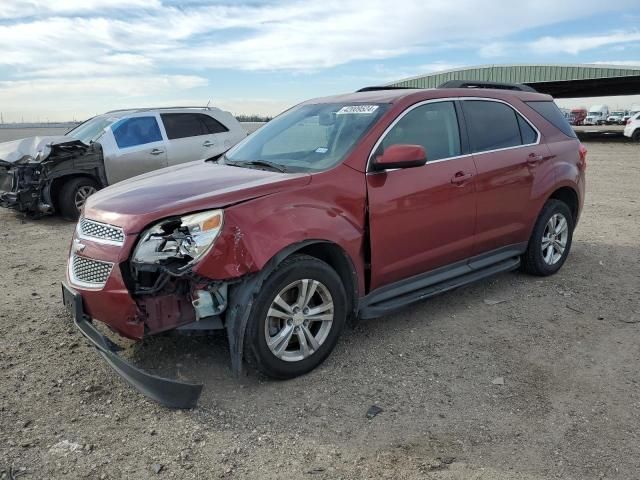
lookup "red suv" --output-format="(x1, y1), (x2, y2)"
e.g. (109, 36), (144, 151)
(62, 84), (586, 407)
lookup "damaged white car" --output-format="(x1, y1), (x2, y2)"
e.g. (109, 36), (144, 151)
(0, 107), (247, 220)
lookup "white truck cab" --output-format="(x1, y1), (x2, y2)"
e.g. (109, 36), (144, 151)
(584, 105), (609, 126)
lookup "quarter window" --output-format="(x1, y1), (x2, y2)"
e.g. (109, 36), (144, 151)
(200, 114), (229, 134)
(381, 101), (461, 161)
(112, 116), (163, 149)
(517, 115), (538, 144)
(526, 101), (576, 138)
(161, 113), (228, 140)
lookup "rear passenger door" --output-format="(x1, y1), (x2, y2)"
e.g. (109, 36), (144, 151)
(366, 100), (477, 290)
(160, 113), (231, 165)
(461, 99), (543, 255)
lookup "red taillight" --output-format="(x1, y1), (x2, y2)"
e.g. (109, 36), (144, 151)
(579, 143), (587, 169)
(627, 119), (632, 125)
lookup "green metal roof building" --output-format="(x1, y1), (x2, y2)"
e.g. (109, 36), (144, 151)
(388, 64), (640, 98)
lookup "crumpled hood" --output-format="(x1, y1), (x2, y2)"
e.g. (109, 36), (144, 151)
(84, 160), (311, 233)
(0, 136), (76, 164)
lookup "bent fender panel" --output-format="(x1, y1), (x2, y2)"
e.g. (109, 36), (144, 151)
(193, 165), (368, 295)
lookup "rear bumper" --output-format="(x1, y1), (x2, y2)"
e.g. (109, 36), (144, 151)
(62, 282), (203, 408)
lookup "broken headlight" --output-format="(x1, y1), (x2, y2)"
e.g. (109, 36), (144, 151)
(132, 210), (224, 268)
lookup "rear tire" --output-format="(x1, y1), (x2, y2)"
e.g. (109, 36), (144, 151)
(632, 130), (640, 142)
(521, 200), (574, 276)
(58, 177), (99, 221)
(244, 254), (347, 379)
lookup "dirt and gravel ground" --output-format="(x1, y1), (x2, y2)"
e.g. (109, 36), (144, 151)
(1, 140), (639, 479)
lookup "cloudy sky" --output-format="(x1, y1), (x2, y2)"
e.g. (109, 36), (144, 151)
(1, 0), (639, 121)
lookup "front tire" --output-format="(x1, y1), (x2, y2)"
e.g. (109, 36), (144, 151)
(58, 177), (99, 221)
(521, 200), (574, 276)
(244, 254), (347, 379)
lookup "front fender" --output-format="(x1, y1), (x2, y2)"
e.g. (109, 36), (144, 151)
(193, 165), (368, 294)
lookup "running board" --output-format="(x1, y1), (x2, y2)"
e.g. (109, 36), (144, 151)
(359, 256), (521, 319)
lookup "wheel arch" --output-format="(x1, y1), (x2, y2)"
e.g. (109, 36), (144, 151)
(224, 239), (359, 377)
(46, 172), (103, 211)
(250, 239), (359, 320)
(287, 240), (359, 321)
(547, 185), (579, 222)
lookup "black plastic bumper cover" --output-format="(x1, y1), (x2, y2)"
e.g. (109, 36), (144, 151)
(61, 283), (203, 408)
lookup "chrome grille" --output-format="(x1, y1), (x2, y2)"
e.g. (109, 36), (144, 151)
(71, 255), (113, 287)
(79, 218), (125, 244)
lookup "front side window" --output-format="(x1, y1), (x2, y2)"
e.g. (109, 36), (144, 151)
(224, 103), (387, 172)
(381, 101), (461, 161)
(112, 116), (163, 149)
(67, 115), (117, 144)
(463, 100), (530, 153)
(161, 113), (228, 140)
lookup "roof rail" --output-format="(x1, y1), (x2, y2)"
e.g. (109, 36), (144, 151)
(437, 80), (537, 93)
(356, 86), (416, 93)
(104, 106), (214, 114)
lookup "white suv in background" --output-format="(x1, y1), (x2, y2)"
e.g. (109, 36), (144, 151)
(623, 112), (640, 142)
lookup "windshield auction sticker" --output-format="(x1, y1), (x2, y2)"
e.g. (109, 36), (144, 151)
(336, 105), (379, 115)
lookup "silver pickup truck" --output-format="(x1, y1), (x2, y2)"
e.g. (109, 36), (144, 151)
(0, 106), (247, 220)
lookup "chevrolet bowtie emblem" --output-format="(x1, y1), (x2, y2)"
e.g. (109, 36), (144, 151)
(72, 239), (86, 253)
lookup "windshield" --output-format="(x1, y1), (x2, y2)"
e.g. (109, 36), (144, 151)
(66, 115), (118, 144)
(612, 111), (624, 116)
(224, 103), (388, 172)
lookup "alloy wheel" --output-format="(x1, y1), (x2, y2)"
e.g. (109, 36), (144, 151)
(264, 279), (334, 362)
(74, 185), (97, 210)
(541, 213), (569, 265)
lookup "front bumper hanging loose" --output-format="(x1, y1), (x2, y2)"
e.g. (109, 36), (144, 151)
(61, 283), (203, 409)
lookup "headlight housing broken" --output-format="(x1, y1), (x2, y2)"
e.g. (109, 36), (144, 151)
(132, 210), (224, 268)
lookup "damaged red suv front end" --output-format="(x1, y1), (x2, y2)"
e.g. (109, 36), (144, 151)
(62, 158), (321, 407)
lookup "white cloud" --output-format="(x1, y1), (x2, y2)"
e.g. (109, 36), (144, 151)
(0, 0), (162, 19)
(3, 0), (638, 73)
(479, 42), (509, 58)
(0, 75), (208, 120)
(529, 32), (640, 55)
(591, 60), (640, 67)
(1, 0), (639, 119)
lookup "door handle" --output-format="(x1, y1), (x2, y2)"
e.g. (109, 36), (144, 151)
(527, 153), (544, 164)
(150, 148), (164, 155)
(202, 141), (214, 147)
(451, 171), (473, 185)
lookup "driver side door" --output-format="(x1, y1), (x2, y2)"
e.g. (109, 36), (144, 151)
(366, 100), (477, 290)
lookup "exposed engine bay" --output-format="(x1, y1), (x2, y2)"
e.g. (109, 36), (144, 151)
(128, 211), (230, 334)
(0, 137), (106, 215)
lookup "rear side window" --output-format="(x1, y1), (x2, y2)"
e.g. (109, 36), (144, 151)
(112, 116), (163, 149)
(382, 101), (461, 161)
(526, 101), (577, 138)
(161, 113), (228, 140)
(462, 100), (525, 153)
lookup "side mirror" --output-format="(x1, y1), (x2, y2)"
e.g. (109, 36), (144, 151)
(373, 144), (427, 170)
